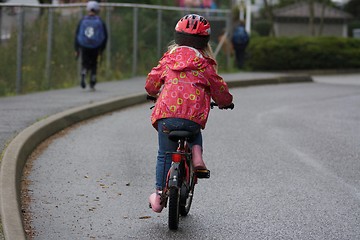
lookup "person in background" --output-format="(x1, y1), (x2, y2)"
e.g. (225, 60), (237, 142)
(184, 0), (201, 7)
(74, 1), (107, 90)
(231, 20), (249, 69)
(201, 0), (212, 8)
(178, 0), (216, 9)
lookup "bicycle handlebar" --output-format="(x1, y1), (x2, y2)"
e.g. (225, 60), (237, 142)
(146, 95), (234, 110)
(210, 102), (234, 110)
(146, 95), (157, 101)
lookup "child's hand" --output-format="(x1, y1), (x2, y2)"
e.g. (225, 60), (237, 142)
(219, 103), (234, 110)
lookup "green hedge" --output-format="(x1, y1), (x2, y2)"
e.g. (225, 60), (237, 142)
(245, 37), (360, 71)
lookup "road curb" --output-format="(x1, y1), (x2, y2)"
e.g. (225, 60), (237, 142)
(0, 76), (313, 240)
(0, 93), (146, 240)
(226, 75), (313, 88)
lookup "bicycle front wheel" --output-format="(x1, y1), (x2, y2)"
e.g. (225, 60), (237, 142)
(168, 187), (180, 230)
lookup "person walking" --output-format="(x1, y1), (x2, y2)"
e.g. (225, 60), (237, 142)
(145, 14), (234, 213)
(231, 20), (249, 69)
(74, 1), (107, 90)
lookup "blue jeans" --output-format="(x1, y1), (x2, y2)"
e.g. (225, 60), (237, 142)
(155, 118), (202, 190)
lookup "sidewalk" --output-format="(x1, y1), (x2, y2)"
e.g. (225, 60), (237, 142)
(0, 72), (296, 155)
(0, 72), (312, 240)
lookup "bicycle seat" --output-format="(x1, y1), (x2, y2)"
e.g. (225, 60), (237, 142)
(168, 130), (196, 142)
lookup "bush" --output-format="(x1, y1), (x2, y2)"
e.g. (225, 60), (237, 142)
(348, 20), (360, 37)
(252, 20), (272, 37)
(245, 36), (360, 71)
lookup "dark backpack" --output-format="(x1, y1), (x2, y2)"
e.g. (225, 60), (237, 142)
(77, 15), (105, 49)
(232, 26), (249, 46)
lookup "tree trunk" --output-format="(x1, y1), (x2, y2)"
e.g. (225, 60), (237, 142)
(263, 0), (275, 36)
(318, 0), (326, 36)
(0, 6), (2, 45)
(38, 0), (53, 17)
(308, 0), (315, 36)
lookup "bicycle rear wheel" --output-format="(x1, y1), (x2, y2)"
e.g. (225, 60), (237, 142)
(179, 156), (195, 216)
(168, 187), (180, 230)
(179, 182), (194, 216)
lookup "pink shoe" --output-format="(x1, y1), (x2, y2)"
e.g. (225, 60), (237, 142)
(149, 191), (164, 213)
(192, 145), (206, 169)
(192, 145), (210, 179)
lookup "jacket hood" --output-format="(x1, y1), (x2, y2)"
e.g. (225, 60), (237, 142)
(163, 46), (215, 71)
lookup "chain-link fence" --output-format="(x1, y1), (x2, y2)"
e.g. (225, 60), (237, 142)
(0, 3), (231, 96)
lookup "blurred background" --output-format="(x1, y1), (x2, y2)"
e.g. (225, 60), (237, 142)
(0, 0), (359, 96)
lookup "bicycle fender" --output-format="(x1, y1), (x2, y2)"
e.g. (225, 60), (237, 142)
(168, 163), (181, 188)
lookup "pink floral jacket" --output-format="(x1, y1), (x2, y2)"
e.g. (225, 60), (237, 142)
(145, 46), (233, 129)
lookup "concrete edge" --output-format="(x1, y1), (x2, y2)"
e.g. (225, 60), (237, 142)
(0, 76), (313, 240)
(0, 93), (147, 240)
(226, 75), (313, 88)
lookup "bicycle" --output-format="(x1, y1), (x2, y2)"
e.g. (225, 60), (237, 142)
(147, 95), (234, 230)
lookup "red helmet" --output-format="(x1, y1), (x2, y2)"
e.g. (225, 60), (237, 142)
(175, 14), (211, 36)
(174, 14), (211, 49)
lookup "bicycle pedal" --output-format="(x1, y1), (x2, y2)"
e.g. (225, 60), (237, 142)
(195, 169), (210, 179)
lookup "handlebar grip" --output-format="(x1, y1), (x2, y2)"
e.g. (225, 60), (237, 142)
(224, 103), (235, 110)
(210, 102), (234, 110)
(146, 95), (157, 101)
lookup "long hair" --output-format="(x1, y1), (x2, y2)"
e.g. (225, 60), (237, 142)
(167, 41), (217, 71)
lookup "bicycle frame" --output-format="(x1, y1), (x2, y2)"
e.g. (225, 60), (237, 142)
(159, 131), (197, 230)
(167, 139), (192, 189)
(146, 95), (233, 230)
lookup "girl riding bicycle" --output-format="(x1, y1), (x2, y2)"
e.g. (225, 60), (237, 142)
(145, 14), (233, 213)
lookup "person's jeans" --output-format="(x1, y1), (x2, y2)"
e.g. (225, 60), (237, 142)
(155, 118), (202, 190)
(233, 44), (247, 69)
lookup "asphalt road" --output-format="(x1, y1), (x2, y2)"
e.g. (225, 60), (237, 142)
(24, 79), (360, 239)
